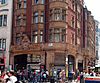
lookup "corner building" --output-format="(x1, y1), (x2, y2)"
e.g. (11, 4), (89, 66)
(11, 0), (88, 74)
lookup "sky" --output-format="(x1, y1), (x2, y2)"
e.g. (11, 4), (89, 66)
(84, 0), (100, 23)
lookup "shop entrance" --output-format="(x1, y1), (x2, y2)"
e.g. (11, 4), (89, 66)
(14, 54), (27, 70)
(68, 55), (75, 72)
(78, 62), (83, 72)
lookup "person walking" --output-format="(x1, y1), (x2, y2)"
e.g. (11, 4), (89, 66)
(7, 70), (18, 83)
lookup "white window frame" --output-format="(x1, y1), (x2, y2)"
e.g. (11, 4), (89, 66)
(0, 39), (6, 50)
(0, 15), (7, 27)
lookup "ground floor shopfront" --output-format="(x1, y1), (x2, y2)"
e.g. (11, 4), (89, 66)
(10, 43), (89, 75)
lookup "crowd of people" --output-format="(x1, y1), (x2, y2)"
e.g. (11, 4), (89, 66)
(0, 70), (18, 83)
(0, 68), (66, 83)
(0, 68), (100, 83)
(70, 69), (100, 83)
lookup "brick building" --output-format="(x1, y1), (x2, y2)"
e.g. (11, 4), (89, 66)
(83, 7), (96, 70)
(10, 0), (96, 74)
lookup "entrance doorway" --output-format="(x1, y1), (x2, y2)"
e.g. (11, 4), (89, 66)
(14, 54), (27, 70)
(78, 62), (83, 72)
(68, 55), (75, 72)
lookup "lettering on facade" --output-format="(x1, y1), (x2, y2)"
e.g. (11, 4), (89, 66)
(32, 55), (41, 62)
(27, 55), (41, 63)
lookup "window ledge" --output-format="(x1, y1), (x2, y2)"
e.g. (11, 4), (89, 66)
(0, 26), (7, 28)
(0, 3), (8, 7)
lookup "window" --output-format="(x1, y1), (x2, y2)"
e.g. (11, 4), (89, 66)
(2, 39), (6, 50)
(0, 15), (7, 27)
(41, 0), (44, 4)
(34, 12), (38, 23)
(54, 9), (61, 20)
(16, 33), (21, 45)
(32, 31), (38, 43)
(24, 0), (27, 8)
(61, 29), (66, 42)
(34, 0), (39, 4)
(62, 9), (66, 21)
(0, 39), (6, 50)
(40, 11), (44, 23)
(50, 8), (66, 21)
(3, 15), (7, 26)
(0, 15), (3, 27)
(17, 0), (22, 9)
(1, 0), (6, 4)
(77, 12), (81, 21)
(71, 33), (75, 44)
(23, 15), (26, 26)
(16, 15), (21, 26)
(71, 16), (75, 28)
(49, 28), (66, 42)
(16, 36), (20, 45)
(49, 29), (53, 42)
(54, 28), (60, 42)
(72, 0), (75, 10)
(40, 30), (43, 42)
(50, 9), (53, 21)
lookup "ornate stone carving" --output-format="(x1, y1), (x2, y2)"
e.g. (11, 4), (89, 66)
(21, 35), (30, 50)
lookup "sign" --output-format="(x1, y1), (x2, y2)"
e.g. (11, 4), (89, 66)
(27, 64), (40, 70)
(32, 55), (41, 62)
(27, 55), (41, 63)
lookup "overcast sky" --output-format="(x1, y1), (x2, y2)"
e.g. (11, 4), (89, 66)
(84, 0), (100, 23)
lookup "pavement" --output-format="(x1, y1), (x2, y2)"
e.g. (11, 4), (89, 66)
(19, 80), (80, 83)
(27, 80), (80, 83)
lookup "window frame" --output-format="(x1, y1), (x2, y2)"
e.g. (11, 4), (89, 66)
(0, 39), (6, 50)
(1, 0), (6, 4)
(48, 28), (66, 42)
(33, 12), (39, 23)
(40, 30), (43, 43)
(40, 11), (44, 23)
(32, 31), (38, 43)
(0, 15), (7, 27)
